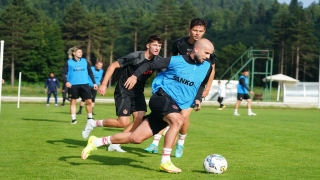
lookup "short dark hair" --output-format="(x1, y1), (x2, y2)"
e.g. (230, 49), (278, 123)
(242, 69), (249, 73)
(146, 35), (162, 44)
(189, 18), (207, 29)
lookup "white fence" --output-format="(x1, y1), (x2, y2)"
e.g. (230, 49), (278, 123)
(283, 82), (319, 103)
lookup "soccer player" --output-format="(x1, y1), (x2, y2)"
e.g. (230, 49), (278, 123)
(81, 35), (163, 152)
(61, 47), (97, 124)
(81, 38), (214, 173)
(144, 18), (218, 158)
(44, 72), (60, 107)
(76, 61), (104, 115)
(233, 69), (257, 116)
(217, 80), (226, 110)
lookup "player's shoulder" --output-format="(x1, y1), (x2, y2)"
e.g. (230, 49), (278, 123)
(127, 51), (144, 58)
(154, 55), (163, 61)
(173, 36), (189, 45)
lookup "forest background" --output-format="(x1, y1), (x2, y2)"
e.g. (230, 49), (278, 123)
(1, 0), (320, 87)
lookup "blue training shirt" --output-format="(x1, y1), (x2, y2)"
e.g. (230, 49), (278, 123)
(237, 75), (249, 94)
(88, 66), (104, 87)
(153, 55), (210, 109)
(67, 58), (90, 85)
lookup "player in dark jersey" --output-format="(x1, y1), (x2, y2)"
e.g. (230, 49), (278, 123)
(144, 18), (218, 158)
(81, 38), (214, 173)
(62, 47), (97, 124)
(81, 35), (163, 152)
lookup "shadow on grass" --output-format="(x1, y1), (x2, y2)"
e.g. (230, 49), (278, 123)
(22, 118), (65, 123)
(47, 138), (85, 147)
(47, 138), (155, 158)
(58, 155), (154, 171)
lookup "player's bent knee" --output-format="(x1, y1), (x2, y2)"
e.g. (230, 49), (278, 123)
(129, 136), (144, 144)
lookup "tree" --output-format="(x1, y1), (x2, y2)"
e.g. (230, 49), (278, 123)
(265, 0), (280, 24)
(269, 7), (290, 74)
(255, 3), (266, 24)
(288, 1), (318, 80)
(61, 0), (87, 49)
(236, 2), (252, 28)
(152, 0), (181, 57)
(0, 0), (39, 85)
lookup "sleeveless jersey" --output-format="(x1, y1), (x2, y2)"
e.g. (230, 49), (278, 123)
(67, 58), (90, 85)
(153, 55), (210, 109)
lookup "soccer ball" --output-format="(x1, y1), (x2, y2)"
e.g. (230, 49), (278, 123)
(203, 154), (228, 174)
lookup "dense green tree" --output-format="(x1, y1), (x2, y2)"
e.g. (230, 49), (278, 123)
(288, 1), (318, 80)
(236, 2), (253, 28)
(152, 0), (181, 57)
(265, 0), (280, 24)
(217, 42), (248, 79)
(0, 0), (39, 85)
(61, 0), (87, 49)
(269, 7), (291, 74)
(255, 3), (267, 24)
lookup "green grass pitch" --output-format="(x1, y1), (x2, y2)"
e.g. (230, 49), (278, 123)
(0, 102), (319, 179)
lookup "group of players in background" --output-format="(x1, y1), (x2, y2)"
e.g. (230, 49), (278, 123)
(46, 18), (256, 173)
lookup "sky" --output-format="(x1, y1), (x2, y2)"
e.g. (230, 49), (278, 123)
(277, 0), (317, 8)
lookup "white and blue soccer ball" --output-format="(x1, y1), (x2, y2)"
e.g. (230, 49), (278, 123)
(203, 154), (228, 174)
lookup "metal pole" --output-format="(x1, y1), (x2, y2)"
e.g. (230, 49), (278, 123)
(318, 43), (320, 108)
(17, 72), (21, 108)
(0, 40), (4, 113)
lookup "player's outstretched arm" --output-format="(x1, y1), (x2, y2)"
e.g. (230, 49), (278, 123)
(99, 61), (120, 96)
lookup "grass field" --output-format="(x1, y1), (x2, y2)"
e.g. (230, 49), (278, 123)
(0, 102), (319, 179)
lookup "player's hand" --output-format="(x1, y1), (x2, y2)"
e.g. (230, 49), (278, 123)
(250, 91), (254, 95)
(98, 84), (107, 96)
(202, 89), (209, 98)
(193, 100), (201, 111)
(93, 84), (98, 90)
(124, 75), (137, 90)
(66, 82), (72, 88)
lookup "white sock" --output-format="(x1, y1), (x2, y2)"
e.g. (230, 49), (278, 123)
(161, 148), (172, 164)
(92, 120), (103, 127)
(234, 109), (238, 113)
(94, 136), (111, 147)
(248, 109), (252, 113)
(152, 134), (162, 146)
(177, 134), (187, 146)
(71, 114), (76, 120)
(88, 113), (93, 119)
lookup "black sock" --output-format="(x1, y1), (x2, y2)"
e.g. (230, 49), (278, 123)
(79, 106), (83, 111)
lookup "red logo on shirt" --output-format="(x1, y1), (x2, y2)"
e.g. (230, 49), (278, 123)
(143, 70), (153, 75)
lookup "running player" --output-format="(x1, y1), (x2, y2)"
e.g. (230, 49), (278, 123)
(81, 38), (214, 173)
(144, 18), (218, 158)
(81, 35), (163, 152)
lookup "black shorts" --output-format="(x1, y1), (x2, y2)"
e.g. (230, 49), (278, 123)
(147, 88), (181, 135)
(81, 87), (97, 102)
(237, 93), (251, 101)
(68, 84), (92, 100)
(114, 93), (147, 116)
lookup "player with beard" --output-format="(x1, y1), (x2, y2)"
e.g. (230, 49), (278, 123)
(81, 38), (214, 173)
(144, 18), (218, 158)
